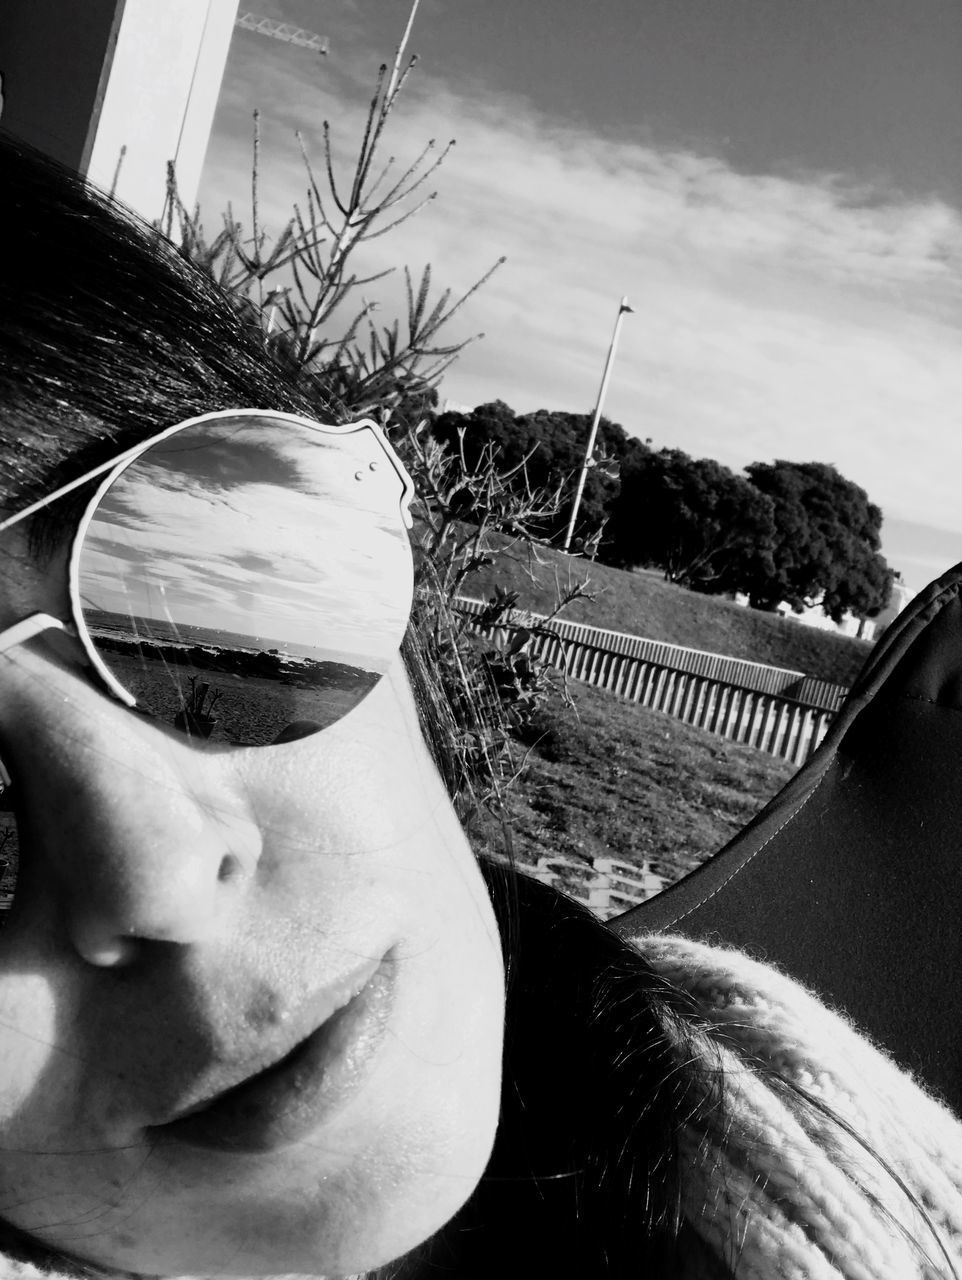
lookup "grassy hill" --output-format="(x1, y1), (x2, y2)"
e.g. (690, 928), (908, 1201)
(472, 680), (796, 885)
(466, 539), (875, 687)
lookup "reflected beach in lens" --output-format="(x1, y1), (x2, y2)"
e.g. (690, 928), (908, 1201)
(72, 414), (413, 745)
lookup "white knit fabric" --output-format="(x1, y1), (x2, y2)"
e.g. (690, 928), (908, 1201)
(2, 937), (960, 1279)
(635, 933), (962, 1279)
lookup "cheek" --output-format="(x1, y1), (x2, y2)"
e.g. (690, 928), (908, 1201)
(246, 661), (475, 861)
(0, 974), (60, 1133)
(253, 663), (503, 1001)
(258, 664), (507, 1163)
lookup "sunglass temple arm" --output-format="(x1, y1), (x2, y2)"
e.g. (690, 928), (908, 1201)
(0, 614), (69, 653)
(0, 441), (157, 535)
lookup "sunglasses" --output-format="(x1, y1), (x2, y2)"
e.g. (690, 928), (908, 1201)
(0, 410), (414, 748)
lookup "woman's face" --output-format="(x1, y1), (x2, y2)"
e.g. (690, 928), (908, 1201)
(0, 517), (505, 1276)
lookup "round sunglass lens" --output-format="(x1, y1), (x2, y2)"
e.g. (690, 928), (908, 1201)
(73, 414), (413, 746)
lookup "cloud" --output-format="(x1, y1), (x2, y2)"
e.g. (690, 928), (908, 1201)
(199, 32), (962, 565)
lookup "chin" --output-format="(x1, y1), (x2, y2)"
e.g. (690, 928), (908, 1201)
(340, 1095), (502, 1273)
(364, 1130), (499, 1270)
(196, 1047), (501, 1278)
(218, 1131), (498, 1278)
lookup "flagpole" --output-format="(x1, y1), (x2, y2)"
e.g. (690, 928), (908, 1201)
(562, 296), (634, 552)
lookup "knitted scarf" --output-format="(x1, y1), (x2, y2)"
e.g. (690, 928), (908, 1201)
(636, 934), (962, 1279)
(1, 937), (960, 1279)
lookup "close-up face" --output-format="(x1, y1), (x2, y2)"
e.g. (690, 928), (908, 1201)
(0, 419), (506, 1276)
(3, 0), (962, 1273)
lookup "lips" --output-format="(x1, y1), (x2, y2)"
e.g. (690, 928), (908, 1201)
(152, 953), (396, 1153)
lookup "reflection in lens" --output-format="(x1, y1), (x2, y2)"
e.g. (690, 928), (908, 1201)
(73, 414), (414, 746)
(0, 808), (16, 928)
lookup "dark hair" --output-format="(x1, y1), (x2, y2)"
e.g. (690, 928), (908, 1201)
(1, 132), (951, 1280)
(3, 133), (329, 554)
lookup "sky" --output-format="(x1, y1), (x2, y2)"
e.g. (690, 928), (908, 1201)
(199, 0), (962, 591)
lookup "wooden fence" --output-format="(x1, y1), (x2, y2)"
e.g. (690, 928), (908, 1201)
(458, 598), (849, 767)
(487, 852), (667, 920)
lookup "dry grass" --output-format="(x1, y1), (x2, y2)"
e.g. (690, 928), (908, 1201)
(472, 680), (796, 886)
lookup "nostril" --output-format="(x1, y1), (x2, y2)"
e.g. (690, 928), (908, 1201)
(70, 913), (139, 968)
(217, 854), (243, 883)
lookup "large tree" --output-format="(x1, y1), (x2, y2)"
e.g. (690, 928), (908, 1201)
(608, 448), (777, 592)
(431, 402), (640, 543)
(743, 460), (893, 622)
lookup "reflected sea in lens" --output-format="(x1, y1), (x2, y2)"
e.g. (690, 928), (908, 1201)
(0, 813), (15, 917)
(86, 610), (380, 745)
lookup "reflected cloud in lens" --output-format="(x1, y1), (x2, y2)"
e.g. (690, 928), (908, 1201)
(76, 418), (412, 673)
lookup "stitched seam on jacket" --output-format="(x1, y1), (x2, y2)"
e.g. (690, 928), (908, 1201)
(662, 767), (833, 928)
(898, 690), (962, 713)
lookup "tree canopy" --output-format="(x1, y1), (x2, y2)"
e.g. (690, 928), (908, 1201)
(608, 449), (777, 595)
(432, 402), (646, 543)
(429, 401), (893, 621)
(741, 461), (893, 621)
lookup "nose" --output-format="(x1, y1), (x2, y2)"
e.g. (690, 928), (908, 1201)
(1, 649), (263, 967)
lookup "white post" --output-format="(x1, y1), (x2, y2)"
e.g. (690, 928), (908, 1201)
(562, 296), (634, 553)
(87, 0), (239, 221)
(0, 0), (238, 223)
